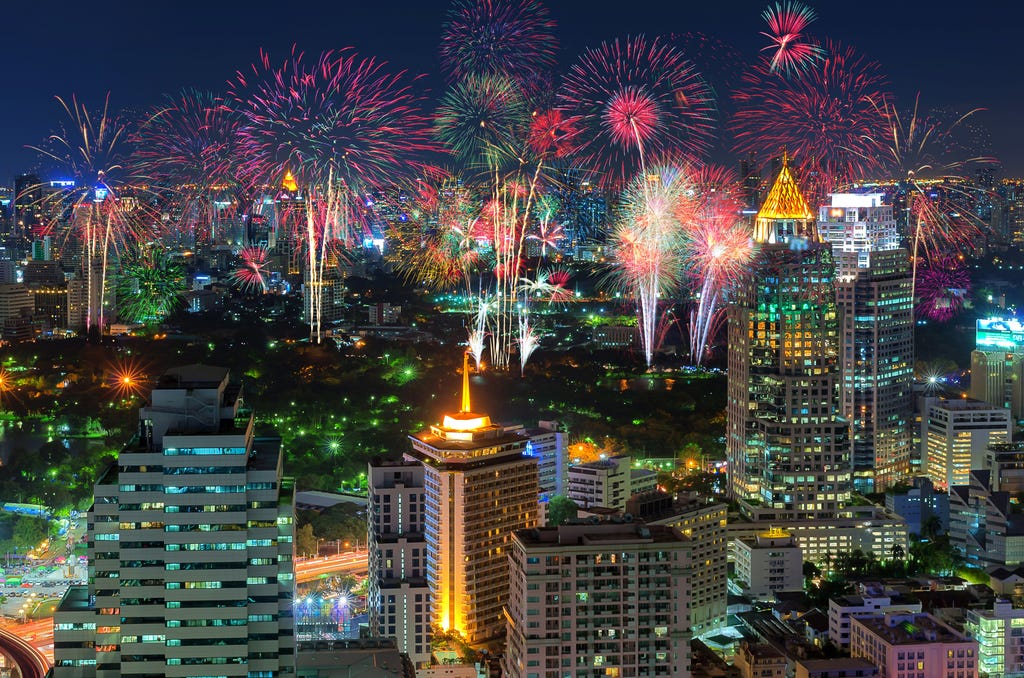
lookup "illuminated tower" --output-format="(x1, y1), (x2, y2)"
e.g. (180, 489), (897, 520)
(726, 158), (851, 518)
(405, 353), (539, 645)
(820, 192), (914, 492)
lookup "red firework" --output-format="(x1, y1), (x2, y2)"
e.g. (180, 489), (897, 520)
(731, 39), (891, 203)
(558, 35), (715, 189)
(229, 47), (438, 190)
(760, 1), (826, 76)
(915, 256), (970, 323)
(231, 245), (271, 293)
(439, 0), (557, 92)
(527, 110), (578, 158)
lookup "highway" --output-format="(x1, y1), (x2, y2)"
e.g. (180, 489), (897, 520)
(0, 627), (49, 678)
(295, 550), (368, 583)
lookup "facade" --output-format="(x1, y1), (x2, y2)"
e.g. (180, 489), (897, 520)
(520, 421), (566, 501)
(733, 642), (786, 678)
(52, 365), (295, 677)
(727, 159), (852, 518)
(367, 461), (431, 666)
(924, 398), (1012, 490)
(819, 192), (913, 492)
(884, 477), (949, 536)
(971, 318), (1024, 421)
(964, 600), (1024, 678)
(986, 442), (1024, 494)
(794, 658), (879, 678)
(849, 612), (978, 678)
(502, 522), (691, 678)
(949, 470), (1024, 569)
(732, 528), (803, 601)
(404, 354), (539, 645)
(567, 455), (657, 511)
(640, 494), (729, 636)
(828, 585), (923, 648)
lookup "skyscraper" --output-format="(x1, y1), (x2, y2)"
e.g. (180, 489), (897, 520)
(52, 366), (295, 677)
(971, 318), (1024, 422)
(727, 159), (851, 519)
(404, 353), (539, 645)
(819, 192), (914, 492)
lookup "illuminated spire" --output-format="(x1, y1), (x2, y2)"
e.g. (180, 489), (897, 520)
(281, 170), (298, 193)
(754, 153), (817, 244)
(461, 351), (471, 414)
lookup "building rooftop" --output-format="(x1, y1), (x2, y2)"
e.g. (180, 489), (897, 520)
(155, 364), (230, 390)
(515, 521), (686, 547)
(55, 584), (92, 614)
(853, 612), (967, 645)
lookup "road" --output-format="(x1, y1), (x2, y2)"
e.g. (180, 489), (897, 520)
(0, 627), (49, 678)
(295, 550), (368, 583)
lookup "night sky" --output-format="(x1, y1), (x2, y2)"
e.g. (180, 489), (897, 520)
(3, 0), (1021, 180)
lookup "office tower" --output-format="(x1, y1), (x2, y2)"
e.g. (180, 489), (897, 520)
(523, 421), (565, 502)
(727, 158), (851, 518)
(502, 522), (691, 678)
(971, 318), (1024, 421)
(732, 527), (803, 601)
(819, 192), (913, 492)
(965, 600), (1024, 678)
(52, 366), (295, 677)
(567, 455), (657, 510)
(404, 353), (539, 645)
(367, 461), (431, 666)
(924, 397), (1011, 490)
(949, 469), (1024, 569)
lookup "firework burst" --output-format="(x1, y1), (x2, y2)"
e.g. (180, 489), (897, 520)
(116, 245), (186, 323)
(915, 255), (970, 323)
(231, 245), (272, 293)
(108, 359), (149, 400)
(435, 74), (529, 168)
(440, 0), (558, 92)
(732, 39), (891, 203)
(760, 1), (826, 76)
(559, 36), (715, 189)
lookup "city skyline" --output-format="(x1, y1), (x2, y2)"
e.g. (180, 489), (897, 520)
(1, 0), (1021, 181)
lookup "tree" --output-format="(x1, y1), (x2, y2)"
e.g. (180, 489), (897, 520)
(295, 523), (317, 558)
(546, 496), (579, 527)
(12, 516), (49, 548)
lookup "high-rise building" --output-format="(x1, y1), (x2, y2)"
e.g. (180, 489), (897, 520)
(971, 318), (1024, 422)
(52, 365), (296, 677)
(819, 192), (913, 491)
(964, 599), (1024, 678)
(924, 397), (1012, 490)
(14, 173), (43, 235)
(949, 469), (1024, 569)
(732, 527), (803, 601)
(404, 353), (539, 645)
(727, 158), (851, 518)
(367, 461), (431, 666)
(502, 522), (691, 678)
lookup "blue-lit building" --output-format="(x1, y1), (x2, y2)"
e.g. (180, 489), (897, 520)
(971, 318), (1024, 422)
(884, 476), (949, 536)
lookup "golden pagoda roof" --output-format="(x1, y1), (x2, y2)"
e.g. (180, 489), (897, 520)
(757, 159), (814, 222)
(281, 170), (298, 193)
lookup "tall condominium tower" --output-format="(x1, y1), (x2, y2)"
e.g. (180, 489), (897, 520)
(404, 353), (539, 645)
(52, 365), (295, 677)
(727, 159), (851, 519)
(971, 318), (1024, 421)
(367, 460), (431, 666)
(819, 192), (913, 492)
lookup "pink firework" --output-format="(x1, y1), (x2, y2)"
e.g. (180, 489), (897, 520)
(439, 0), (557, 92)
(915, 256), (970, 323)
(559, 35), (715, 189)
(231, 245), (271, 293)
(230, 47), (438, 190)
(760, 1), (826, 76)
(731, 39), (891, 203)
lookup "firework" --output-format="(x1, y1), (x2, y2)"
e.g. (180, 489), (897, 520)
(760, 1), (826, 76)
(731, 39), (891, 203)
(439, 0), (557, 91)
(517, 313), (540, 376)
(435, 74), (529, 168)
(108, 360), (148, 400)
(116, 245), (186, 323)
(231, 245), (271, 293)
(607, 167), (690, 367)
(28, 94), (153, 332)
(559, 35), (714, 189)
(527, 193), (563, 257)
(915, 256), (970, 322)
(468, 296), (492, 369)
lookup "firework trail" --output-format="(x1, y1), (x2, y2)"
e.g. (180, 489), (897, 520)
(28, 94), (153, 332)
(133, 88), (246, 245)
(440, 0), (558, 94)
(468, 296), (492, 369)
(876, 94), (997, 295)
(760, 1), (826, 76)
(683, 165), (753, 365)
(231, 245), (272, 293)
(527, 194), (563, 257)
(608, 167), (690, 367)
(558, 35), (715, 190)
(517, 312), (540, 377)
(231, 47), (437, 342)
(915, 255), (970, 323)
(116, 244), (186, 323)
(732, 39), (891, 204)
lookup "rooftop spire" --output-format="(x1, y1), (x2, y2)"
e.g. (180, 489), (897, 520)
(461, 351), (471, 414)
(753, 152), (817, 245)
